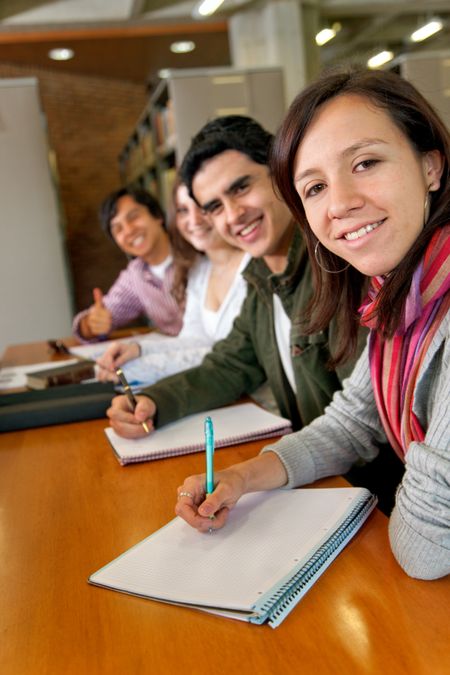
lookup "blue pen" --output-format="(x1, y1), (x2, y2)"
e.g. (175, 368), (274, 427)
(205, 416), (215, 494)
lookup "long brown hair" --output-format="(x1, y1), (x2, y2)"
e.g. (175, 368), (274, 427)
(167, 176), (201, 304)
(271, 65), (450, 366)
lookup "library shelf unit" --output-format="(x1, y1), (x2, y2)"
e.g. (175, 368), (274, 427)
(119, 66), (285, 209)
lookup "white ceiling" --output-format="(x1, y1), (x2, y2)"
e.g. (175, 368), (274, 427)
(0, 1), (449, 83)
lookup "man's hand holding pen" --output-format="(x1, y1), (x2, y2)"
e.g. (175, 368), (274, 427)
(107, 393), (156, 438)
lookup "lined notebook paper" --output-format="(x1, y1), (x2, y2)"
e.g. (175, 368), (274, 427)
(89, 487), (377, 628)
(104, 403), (293, 465)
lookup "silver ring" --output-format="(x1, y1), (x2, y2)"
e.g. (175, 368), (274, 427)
(208, 527), (214, 534)
(178, 491), (194, 499)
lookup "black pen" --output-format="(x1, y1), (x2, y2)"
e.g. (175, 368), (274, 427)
(115, 367), (150, 434)
(48, 339), (93, 364)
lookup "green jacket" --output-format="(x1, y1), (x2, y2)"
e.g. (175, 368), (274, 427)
(143, 229), (354, 431)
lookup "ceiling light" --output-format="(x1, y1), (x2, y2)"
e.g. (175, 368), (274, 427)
(48, 48), (74, 61)
(194, 0), (226, 18)
(367, 50), (394, 69)
(411, 19), (443, 43)
(158, 69), (170, 80)
(170, 41), (195, 54)
(315, 23), (341, 46)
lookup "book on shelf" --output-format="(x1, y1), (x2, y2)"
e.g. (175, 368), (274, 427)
(153, 99), (176, 149)
(141, 129), (155, 168)
(26, 360), (96, 390)
(89, 486), (377, 628)
(142, 172), (158, 196)
(159, 167), (177, 209)
(104, 402), (293, 465)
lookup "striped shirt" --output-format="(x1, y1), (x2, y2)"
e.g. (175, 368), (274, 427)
(72, 257), (184, 341)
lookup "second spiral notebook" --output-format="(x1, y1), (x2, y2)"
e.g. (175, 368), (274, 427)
(89, 487), (377, 628)
(104, 402), (293, 465)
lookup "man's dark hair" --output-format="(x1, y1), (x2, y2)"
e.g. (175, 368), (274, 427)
(179, 115), (273, 201)
(99, 187), (165, 238)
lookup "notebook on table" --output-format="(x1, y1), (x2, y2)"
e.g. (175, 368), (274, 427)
(89, 487), (377, 628)
(104, 402), (293, 465)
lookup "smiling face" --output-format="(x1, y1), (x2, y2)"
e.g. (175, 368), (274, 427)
(109, 195), (169, 264)
(293, 94), (443, 277)
(174, 184), (224, 253)
(192, 150), (294, 273)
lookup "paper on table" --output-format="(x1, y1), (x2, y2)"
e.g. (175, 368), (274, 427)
(69, 337), (138, 361)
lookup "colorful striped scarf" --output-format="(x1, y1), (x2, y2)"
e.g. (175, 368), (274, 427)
(359, 224), (450, 459)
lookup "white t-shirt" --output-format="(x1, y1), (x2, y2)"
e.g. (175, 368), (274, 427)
(118, 253), (250, 388)
(179, 253), (250, 341)
(148, 255), (173, 280)
(273, 293), (296, 393)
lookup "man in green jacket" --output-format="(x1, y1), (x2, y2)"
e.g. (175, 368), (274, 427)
(107, 116), (353, 438)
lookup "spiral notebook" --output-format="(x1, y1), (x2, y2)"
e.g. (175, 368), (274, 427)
(104, 403), (293, 465)
(89, 487), (377, 628)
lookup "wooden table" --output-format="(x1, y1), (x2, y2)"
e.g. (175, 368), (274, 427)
(1, 340), (449, 674)
(0, 420), (449, 675)
(0, 329), (151, 369)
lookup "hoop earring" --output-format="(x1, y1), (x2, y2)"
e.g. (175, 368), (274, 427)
(424, 191), (431, 226)
(314, 240), (350, 274)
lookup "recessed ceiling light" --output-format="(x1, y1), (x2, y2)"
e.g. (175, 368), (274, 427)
(194, 0), (226, 18)
(315, 23), (342, 46)
(367, 50), (394, 69)
(411, 19), (443, 43)
(48, 48), (74, 61)
(170, 41), (195, 54)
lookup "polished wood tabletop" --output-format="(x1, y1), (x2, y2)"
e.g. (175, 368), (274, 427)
(1, 420), (449, 675)
(1, 341), (449, 674)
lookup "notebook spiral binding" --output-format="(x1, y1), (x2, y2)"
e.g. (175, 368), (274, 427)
(121, 425), (292, 464)
(251, 493), (377, 627)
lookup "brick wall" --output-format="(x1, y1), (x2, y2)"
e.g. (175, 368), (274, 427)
(0, 62), (147, 314)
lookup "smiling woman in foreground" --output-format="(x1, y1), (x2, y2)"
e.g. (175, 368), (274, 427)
(175, 66), (450, 580)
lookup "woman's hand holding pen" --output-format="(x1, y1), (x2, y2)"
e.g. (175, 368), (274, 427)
(175, 466), (247, 533)
(96, 341), (141, 382)
(107, 394), (156, 438)
(176, 453), (289, 533)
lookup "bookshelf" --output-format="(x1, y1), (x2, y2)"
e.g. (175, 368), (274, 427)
(119, 66), (285, 209)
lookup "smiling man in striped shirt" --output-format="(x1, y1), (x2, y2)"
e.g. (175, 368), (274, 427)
(72, 188), (184, 342)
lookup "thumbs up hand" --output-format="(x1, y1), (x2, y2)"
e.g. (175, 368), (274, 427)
(87, 287), (112, 336)
(93, 287), (105, 309)
(79, 287), (113, 339)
